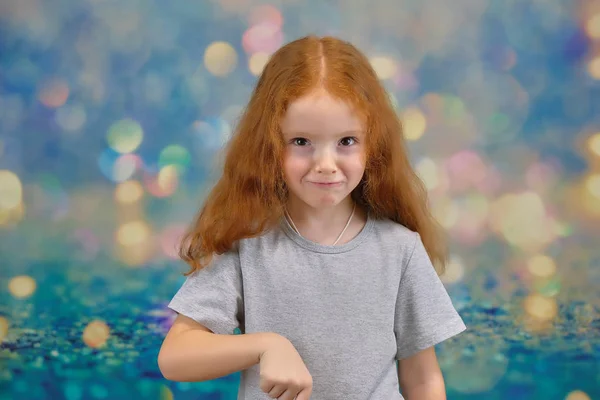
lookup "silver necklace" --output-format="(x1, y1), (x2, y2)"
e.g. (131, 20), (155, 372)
(284, 203), (356, 246)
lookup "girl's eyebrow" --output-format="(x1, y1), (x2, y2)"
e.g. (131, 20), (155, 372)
(282, 130), (365, 137)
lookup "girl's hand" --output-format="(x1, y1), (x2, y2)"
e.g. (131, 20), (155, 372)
(258, 334), (313, 400)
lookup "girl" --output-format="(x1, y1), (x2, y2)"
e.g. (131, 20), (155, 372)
(158, 35), (466, 400)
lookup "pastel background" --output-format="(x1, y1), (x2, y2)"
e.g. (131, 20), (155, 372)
(1, 0), (599, 399)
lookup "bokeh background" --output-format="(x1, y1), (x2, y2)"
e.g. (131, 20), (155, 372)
(1, 0), (599, 399)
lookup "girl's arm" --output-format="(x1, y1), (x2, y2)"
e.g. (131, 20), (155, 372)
(158, 314), (279, 382)
(398, 347), (446, 400)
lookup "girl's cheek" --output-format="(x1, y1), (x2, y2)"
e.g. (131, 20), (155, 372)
(337, 145), (363, 156)
(284, 155), (309, 173)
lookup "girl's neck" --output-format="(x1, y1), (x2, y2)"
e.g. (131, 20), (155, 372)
(284, 196), (367, 245)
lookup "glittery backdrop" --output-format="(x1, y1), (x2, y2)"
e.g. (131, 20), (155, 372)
(1, 0), (599, 399)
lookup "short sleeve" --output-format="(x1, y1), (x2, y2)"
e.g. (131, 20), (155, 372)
(394, 233), (466, 360)
(167, 249), (244, 335)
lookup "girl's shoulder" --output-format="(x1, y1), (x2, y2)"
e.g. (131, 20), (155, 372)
(235, 221), (285, 249)
(369, 216), (417, 241)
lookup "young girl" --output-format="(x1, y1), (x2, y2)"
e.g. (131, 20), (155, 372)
(158, 35), (466, 400)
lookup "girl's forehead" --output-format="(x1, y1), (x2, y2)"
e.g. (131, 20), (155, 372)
(281, 92), (364, 135)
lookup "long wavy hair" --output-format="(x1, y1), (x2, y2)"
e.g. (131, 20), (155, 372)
(179, 35), (447, 275)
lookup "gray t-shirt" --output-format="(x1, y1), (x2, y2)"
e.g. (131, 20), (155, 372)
(168, 214), (467, 399)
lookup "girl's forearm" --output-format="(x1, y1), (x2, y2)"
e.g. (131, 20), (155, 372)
(401, 376), (446, 400)
(158, 330), (279, 382)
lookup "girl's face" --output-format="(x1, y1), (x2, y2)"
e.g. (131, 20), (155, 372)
(280, 89), (366, 210)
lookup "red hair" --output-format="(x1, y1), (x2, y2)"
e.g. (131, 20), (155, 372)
(180, 35), (447, 275)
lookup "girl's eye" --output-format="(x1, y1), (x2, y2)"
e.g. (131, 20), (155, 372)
(340, 137), (357, 146)
(292, 138), (309, 146)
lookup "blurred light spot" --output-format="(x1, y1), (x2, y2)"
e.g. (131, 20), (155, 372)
(588, 132), (600, 157)
(55, 104), (86, 133)
(0, 202), (25, 227)
(116, 221), (150, 247)
(585, 14), (600, 39)
(440, 255), (464, 284)
(474, 165), (501, 195)
(402, 107), (427, 141)
(370, 56), (397, 80)
(115, 181), (144, 204)
(415, 157), (439, 191)
(451, 193), (490, 245)
(158, 145), (191, 174)
(38, 78), (69, 108)
(8, 275), (37, 299)
(248, 4), (283, 29)
(392, 68), (419, 92)
(461, 72), (529, 145)
(0, 170), (23, 209)
(445, 151), (488, 192)
(160, 385), (174, 400)
(186, 69), (210, 107)
(443, 343), (508, 393)
(465, 194), (490, 222)
(98, 150), (142, 183)
(107, 119), (144, 154)
(445, 95), (467, 121)
(90, 385), (108, 399)
(489, 192), (557, 252)
(587, 56), (600, 79)
(117, 241), (155, 267)
(191, 118), (232, 150)
(156, 166), (179, 197)
(39, 173), (62, 192)
(29, 174), (70, 222)
(527, 255), (556, 279)
(98, 148), (121, 182)
(161, 225), (186, 259)
(0, 316), (8, 342)
(82, 320), (110, 349)
(578, 175), (600, 217)
(242, 23), (284, 54)
(554, 221), (573, 238)
(432, 197), (459, 229)
(204, 41), (238, 77)
(249, 52), (270, 76)
(113, 154), (139, 182)
(487, 113), (510, 135)
(420, 92), (446, 123)
(584, 173), (600, 198)
(534, 277), (561, 297)
(524, 294), (557, 322)
(78, 71), (106, 103)
(566, 390), (591, 400)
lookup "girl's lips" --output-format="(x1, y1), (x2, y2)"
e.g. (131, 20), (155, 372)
(310, 181), (343, 187)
